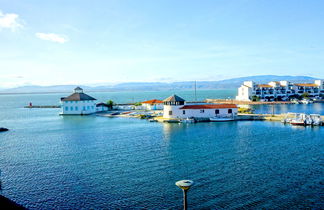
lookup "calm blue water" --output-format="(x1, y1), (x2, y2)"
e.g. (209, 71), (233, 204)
(0, 90), (323, 209)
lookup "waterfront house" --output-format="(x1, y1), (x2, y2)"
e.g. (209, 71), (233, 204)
(96, 103), (110, 112)
(60, 87), (97, 115)
(141, 99), (163, 110)
(163, 94), (238, 119)
(236, 80), (324, 101)
(114, 103), (135, 110)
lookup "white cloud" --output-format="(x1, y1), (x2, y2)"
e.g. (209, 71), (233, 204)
(35, 33), (68, 43)
(0, 11), (23, 31)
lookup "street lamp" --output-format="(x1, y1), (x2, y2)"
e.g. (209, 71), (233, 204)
(175, 180), (194, 210)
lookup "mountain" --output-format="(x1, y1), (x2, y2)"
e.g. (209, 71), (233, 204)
(0, 75), (320, 93)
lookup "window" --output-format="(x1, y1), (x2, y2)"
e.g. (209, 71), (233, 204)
(91, 106), (94, 109)
(70, 107), (73, 111)
(215, 109), (219, 114)
(183, 110), (185, 114)
(65, 107), (68, 111)
(200, 110), (204, 113)
(87, 106), (90, 110)
(169, 111), (172, 115)
(75, 106), (78, 111)
(228, 109), (232, 114)
(83, 106), (86, 111)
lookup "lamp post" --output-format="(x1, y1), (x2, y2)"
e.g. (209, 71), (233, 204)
(175, 180), (194, 210)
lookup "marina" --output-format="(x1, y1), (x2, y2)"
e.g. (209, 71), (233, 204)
(1, 91), (323, 209)
(2, 1), (324, 208)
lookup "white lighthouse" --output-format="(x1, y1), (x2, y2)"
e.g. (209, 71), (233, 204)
(163, 95), (186, 118)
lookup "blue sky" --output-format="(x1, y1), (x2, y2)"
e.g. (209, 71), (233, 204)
(0, 0), (324, 88)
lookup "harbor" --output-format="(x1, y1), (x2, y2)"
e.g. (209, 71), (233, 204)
(1, 90), (324, 209)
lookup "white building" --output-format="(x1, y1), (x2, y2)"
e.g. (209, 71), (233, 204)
(236, 80), (324, 101)
(141, 99), (164, 110)
(60, 87), (97, 115)
(96, 103), (110, 112)
(163, 95), (238, 119)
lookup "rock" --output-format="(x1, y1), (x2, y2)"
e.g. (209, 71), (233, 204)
(0, 127), (9, 132)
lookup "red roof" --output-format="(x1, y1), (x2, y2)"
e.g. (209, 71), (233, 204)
(294, 83), (319, 87)
(141, 99), (163, 104)
(258, 84), (273, 88)
(180, 104), (237, 109)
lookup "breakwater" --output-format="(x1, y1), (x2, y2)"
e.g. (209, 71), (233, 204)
(237, 113), (324, 122)
(24, 105), (60, 108)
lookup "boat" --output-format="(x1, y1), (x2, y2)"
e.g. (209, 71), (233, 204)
(291, 99), (300, 104)
(210, 117), (234, 122)
(304, 115), (313, 125)
(290, 119), (305, 126)
(0, 127), (9, 132)
(310, 114), (322, 126)
(300, 99), (313, 104)
(290, 113), (307, 126)
(148, 119), (158, 122)
(181, 118), (195, 123)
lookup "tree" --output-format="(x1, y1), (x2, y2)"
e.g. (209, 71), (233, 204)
(134, 102), (142, 106)
(301, 92), (309, 99)
(106, 100), (114, 109)
(251, 95), (260, 101)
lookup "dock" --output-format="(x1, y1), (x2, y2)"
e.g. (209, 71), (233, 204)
(24, 105), (60, 108)
(152, 114), (324, 125)
(237, 113), (324, 122)
(206, 99), (324, 105)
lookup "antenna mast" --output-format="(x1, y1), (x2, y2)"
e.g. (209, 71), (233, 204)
(194, 80), (197, 102)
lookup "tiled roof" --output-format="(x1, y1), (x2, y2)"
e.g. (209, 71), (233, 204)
(294, 83), (319, 87)
(258, 84), (273, 88)
(163, 95), (185, 102)
(180, 104), (237, 109)
(61, 93), (96, 101)
(141, 99), (163, 104)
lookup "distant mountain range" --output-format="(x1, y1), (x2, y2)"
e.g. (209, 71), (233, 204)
(0, 75), (321, 94)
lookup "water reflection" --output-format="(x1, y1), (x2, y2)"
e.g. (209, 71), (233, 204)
(253, 103), (324, 115)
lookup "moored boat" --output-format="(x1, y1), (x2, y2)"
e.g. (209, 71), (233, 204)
(210, 117), (234, 122)
(290, 119), (305, 126)
(181, 118), (195, 123)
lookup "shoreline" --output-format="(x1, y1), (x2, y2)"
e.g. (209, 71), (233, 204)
(0, 195), (25, 209)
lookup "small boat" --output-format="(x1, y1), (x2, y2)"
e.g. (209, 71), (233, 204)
(290, 119), (305, 126)
(291, 99), (300, 104)
(290, 113), (307, 126)
(310, 114), (322, 126)
(181, 118), (195, 123)
(210, 117), (234, 122)
(300, 99), (313, 104)
(148, 119), (157, 122)
(0, 127), (9, 132)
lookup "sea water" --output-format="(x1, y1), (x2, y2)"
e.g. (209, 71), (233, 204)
(0, 90), (323, 209)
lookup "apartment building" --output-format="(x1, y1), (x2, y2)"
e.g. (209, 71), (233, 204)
(236, 80), (324, 101)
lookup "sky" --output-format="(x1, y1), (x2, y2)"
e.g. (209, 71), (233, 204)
(0, 0), (324, 88)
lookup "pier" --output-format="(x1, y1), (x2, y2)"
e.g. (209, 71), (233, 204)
(237, 113), (324, 123)
(24, 105), (61, 108)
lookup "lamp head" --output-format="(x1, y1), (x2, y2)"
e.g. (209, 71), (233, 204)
(175, 180), (194, 190)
